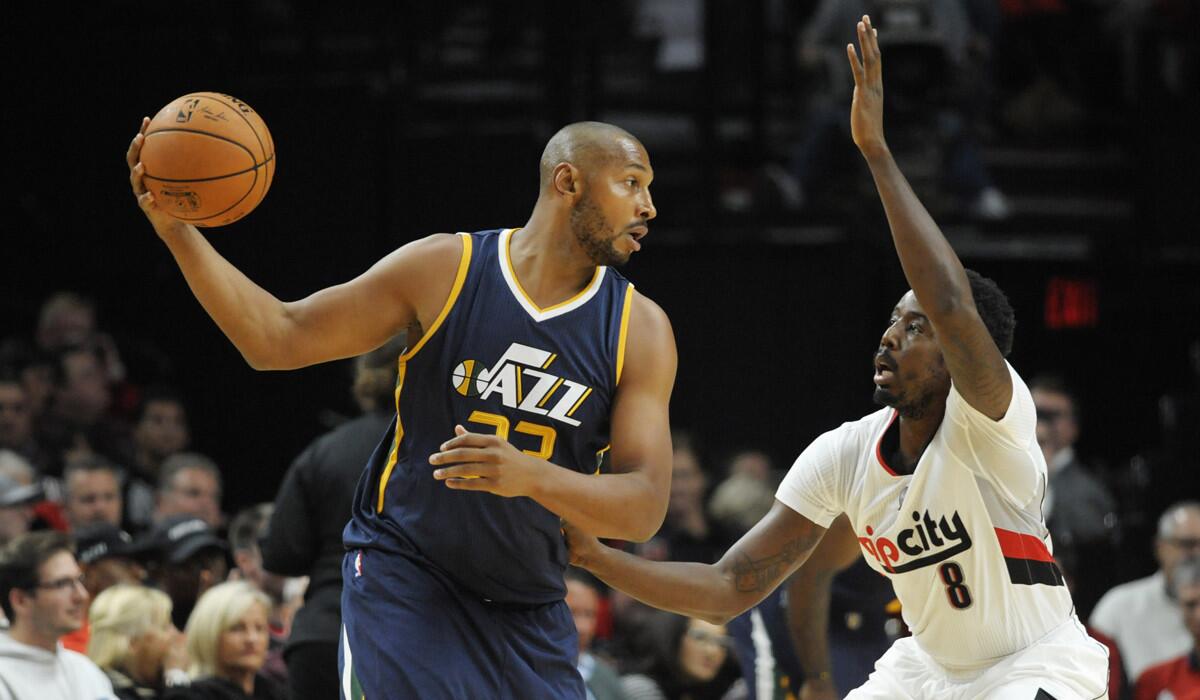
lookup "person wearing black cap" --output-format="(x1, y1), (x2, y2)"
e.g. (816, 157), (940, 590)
(138, 515), (228, 630)
(61, 523), (148, 654)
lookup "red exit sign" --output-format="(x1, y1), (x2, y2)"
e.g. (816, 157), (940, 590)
(1045, 277), (1098, 329)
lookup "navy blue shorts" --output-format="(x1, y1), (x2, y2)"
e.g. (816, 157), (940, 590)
(339, 547), (584, 699)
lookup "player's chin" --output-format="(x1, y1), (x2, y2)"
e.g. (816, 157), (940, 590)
(873, 386), (899, 408)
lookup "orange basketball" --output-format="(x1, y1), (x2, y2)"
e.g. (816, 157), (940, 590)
(141, 92), (276, 227)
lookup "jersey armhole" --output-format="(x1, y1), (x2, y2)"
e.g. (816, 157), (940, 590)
(614, 283), (636, 385)
(398, 232), (473, 363)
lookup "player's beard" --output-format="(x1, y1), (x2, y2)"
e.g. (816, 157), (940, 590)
(571, 192), (628, 267)
(873, 360), (950, 420)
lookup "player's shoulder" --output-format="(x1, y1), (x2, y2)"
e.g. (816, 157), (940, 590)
(626, 289), (674, 346)
(836, 406), (895, 443)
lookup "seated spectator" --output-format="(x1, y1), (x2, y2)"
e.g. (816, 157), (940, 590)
(620, 612), (740, 700)
(88, 583), (190, 699)
(1092, 500), (1200, 682)
(1135, 557), (1200, 700)
(0, 464), (41, 548)
(166, 580), (284, 700)
(640, 434), (734, 565)
(154, 453), (223, 529)
(0, 531), (115, 698)
(1031, 374), (1119, 618)
(139, 515), (229, 630)
(126, 387), (190, 532)
(0, 373), (39, 467)
(565, 568), (627, 700)
(61, 523), (149, 654)
(258, 336), (401, 700)
(37, 344), (130, 476)
(63, 455), (124, 530)
(227, 504), (290, 688)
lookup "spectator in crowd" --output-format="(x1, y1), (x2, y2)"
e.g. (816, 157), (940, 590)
(707, 458), (775, 538)
(35, 292), (126, 388)
(644, 434), (733, 565)
(63, 455), (124, 530)
(0, 531), (115, 698)
(1030, 374), (1119, 617)
(619, 612), (740, 700)
(126, 387), (190, 532)
(166, 580), (284, 700)
(140, 515), (229, 631)
(565, 568), (628, 700)
(0, 374), (38, 467)
(37, 344), (129, 475)
(0, 343), (58, 423)
(1091, 500), (1200, 682)
(62, 523), (148, 654)
(1135, 557), (1200, 700)
(0, 456), (41, 548)
(258, 337), (401, 700)
(227, 504), (290, 688)
(88, 584), (190, 699)
(154, 453), (223, 529)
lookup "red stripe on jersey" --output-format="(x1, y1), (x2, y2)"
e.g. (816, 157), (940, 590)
(875, 410), (900, 477)
(994, 528), (1054, 563)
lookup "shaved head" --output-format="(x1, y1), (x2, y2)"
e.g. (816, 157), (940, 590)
(539, 122), (644, 190)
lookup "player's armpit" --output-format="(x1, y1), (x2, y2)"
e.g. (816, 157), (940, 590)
(265, 232), (464, 370)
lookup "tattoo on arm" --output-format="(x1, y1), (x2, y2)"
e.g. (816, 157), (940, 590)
(731, 535), (818, 593)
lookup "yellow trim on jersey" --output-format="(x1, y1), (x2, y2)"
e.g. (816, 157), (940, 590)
(567, 387), (593, 416)
(541, 353), (557, 370)
(615, 284), (636, 385)
(399, 233), (473, 362)
(376, 232), (473, 512)
(538, 377), (565, 408)
(376, 362), (408, 512)
(504, 228), (602, 313)
(594, 444), (611, 475)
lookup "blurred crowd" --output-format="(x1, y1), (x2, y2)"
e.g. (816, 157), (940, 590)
(0, 287), (1196, 699)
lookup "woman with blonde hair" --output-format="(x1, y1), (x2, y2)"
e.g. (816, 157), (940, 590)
(88, 584), (189, 699)
(166, 580), (284, 699)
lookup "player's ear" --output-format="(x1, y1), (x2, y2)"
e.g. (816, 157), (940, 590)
(553, 163), (583, 200)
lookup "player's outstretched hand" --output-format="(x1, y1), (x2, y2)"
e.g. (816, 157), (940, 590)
(430, 424), (546, 498)
(846, 15), (887, 155)
(562, 520), (604, 570)
(126, 118), (187, 237)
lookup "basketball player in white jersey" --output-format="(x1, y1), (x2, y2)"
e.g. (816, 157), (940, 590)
(565, 16), (1109, 699)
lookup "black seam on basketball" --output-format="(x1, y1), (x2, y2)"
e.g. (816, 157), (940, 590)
(142, 153), (275, 183)
(185, 92), (268, 163)
(162, 165), (261, 223)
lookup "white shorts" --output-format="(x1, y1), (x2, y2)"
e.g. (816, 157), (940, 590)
(845, 617), (1109, 700)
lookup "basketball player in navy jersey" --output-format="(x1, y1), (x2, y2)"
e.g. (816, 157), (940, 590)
(566, 17), (1109, 699)
(127, 121), (677, 698)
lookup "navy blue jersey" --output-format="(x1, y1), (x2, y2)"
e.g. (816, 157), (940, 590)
(344, 228), (635, 606)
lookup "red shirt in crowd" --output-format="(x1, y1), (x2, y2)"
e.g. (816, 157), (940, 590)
(1135, 651), (1200, 700)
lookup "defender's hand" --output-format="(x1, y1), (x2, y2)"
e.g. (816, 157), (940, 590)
(562, 520), (605, 570)
(431, 425), (545, 498)
(847, 15), (887, 155)
(127, 117), (188, 237)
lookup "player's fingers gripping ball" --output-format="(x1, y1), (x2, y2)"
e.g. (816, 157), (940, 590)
(140, 92), (275, 227)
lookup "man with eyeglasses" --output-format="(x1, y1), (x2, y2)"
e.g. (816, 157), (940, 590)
(0, 530), (116, 698)
(1091, 501), (1200, 684)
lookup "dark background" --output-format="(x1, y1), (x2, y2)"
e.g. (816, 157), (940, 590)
(5, 1), (1198, 578)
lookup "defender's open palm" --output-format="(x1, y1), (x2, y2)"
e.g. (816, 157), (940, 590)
(847, 15), (886, 154)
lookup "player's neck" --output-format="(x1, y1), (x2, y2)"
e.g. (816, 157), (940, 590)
(510, 220), (598, 308)
(895, 407), (945, 471)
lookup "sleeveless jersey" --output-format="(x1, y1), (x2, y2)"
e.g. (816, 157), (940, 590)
(344, 228), (635, 606)
(777, 362), (1076, 671)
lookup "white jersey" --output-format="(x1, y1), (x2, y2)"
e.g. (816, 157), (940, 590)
(778, 362), (1075, 671)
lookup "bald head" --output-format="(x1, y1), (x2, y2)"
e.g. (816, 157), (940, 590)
(539, 122), (645, 191)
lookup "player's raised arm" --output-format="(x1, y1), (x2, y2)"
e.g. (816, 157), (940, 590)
(847, 16), (1011, 419)
(127, 118), (458, 371)
(565, 501), (827, 624)
(430, 291), (677, 542)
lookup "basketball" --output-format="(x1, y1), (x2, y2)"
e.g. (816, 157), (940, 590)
(140, 92), (276, 227)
